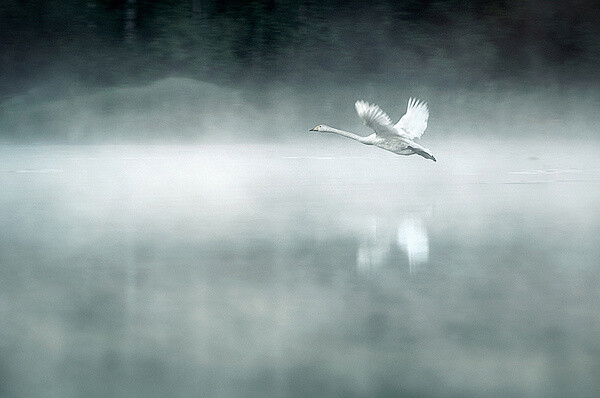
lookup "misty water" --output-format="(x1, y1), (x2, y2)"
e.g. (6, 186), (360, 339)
(1, 139), (599, 397)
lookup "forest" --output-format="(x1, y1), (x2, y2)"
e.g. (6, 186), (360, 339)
(1, 1), (599, 142)
(2, 0), (600, 97)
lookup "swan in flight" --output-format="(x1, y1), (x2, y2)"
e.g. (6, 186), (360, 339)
(310, 98), (436, 161)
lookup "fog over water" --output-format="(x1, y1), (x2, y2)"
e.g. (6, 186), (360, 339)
(2, 78), (600, 143)
(1, 138), (599, 397)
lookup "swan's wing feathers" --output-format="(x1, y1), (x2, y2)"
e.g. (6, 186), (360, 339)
(355, 100), (394, 135)
(395, 98), (429, 139)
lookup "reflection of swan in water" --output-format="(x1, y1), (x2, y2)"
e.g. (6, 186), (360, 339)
(396, 217), (429, 273)
(356, 215), (429, 274)
(356, 219), (388, 274)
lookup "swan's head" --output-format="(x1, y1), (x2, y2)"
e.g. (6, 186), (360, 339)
(309, 124), (332, 132)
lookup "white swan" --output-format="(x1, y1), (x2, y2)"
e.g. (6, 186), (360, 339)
(310, 98), (436, 161)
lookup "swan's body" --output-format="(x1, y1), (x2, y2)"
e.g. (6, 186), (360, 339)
(311, 98), (436, 161)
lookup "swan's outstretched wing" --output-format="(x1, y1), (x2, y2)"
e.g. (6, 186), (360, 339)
(355, 100), (396, 136)
(395, 98), (429, 139)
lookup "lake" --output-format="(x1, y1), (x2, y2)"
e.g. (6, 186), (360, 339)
(1, 139), (599, 397)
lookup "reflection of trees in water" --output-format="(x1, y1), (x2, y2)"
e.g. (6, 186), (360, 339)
(357, 215), (429, 274)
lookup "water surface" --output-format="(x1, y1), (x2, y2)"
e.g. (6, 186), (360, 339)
(1, 140), (599, 397)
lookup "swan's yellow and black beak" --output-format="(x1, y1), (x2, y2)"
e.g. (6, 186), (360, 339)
(309, 125), (319, 131)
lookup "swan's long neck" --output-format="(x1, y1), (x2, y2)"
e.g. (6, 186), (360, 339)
(325, 127), (369, 144)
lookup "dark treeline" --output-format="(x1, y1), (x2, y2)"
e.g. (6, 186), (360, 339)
(1, 0), (600, 97)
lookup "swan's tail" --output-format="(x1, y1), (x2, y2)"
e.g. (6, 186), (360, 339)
(405, 142), (436, 162)
(424, 153), (437, 162)
(412, 149), (436, 162)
